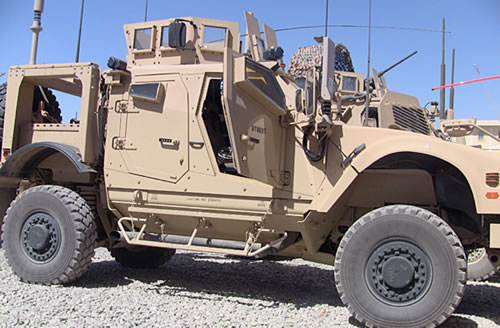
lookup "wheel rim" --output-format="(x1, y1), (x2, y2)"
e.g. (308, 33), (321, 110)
(467, 247), (485, 264)
(20, 212), (61, 263)
(366, 240), (432, 306)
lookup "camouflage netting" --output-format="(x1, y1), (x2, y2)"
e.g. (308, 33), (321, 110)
(288, 43), (354, 80)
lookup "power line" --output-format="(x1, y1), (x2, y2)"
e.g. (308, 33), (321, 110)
(274, 24), (451, 34)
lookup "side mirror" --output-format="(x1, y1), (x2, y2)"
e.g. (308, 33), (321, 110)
(168, 22), (186, 49)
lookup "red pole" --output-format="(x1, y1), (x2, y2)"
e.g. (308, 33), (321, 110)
(432, 75), (500, 90)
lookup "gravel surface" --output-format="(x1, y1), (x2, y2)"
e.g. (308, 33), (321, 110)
(0, 248), (499, 327)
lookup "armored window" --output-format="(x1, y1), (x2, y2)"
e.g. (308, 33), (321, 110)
(245, 58), (285, 108)
(160, 26), (169, 48)
(134, 28), (153, 50)
(203, 26), (226, 50)
(129, 83), (163, 103)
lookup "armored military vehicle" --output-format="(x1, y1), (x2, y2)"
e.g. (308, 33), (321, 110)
(1, 10), (500, 328)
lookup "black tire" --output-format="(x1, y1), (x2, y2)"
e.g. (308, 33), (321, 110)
(0, 188), (16, 248)
(33, 86), (62, 123)
(1, 185), (96, 284)
(110, 246), (175, 269)
(467, 247), (500, 281)
(334, 205), (466, 328)
(0, 82), (6, 149)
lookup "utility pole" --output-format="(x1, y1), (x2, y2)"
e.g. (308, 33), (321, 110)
(75, 0), (85, 63)
(325, 0), (329, 37)
(439, 18), (446, 119)
(30, 0), (44, 64)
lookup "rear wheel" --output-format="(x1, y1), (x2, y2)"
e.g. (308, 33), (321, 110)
(467, 247), (500, 281)
(110, 246), (175, 268)
(2, 185), (96, 284)
(334, 205), (466, 328)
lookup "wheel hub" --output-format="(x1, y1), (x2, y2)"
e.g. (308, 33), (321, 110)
(27, 225), (50, 251)
(382, 256), (415, 289)
(21, 212), (61, 262)
(366, 240), (432, 305)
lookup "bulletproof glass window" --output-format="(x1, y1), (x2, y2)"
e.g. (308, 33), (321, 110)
(134, 28), (153, 50)
(203, 26), (226, 50)
(245, 58), (285, 108)
(129, 83), (162, 103)
(160, 26), (169, 48)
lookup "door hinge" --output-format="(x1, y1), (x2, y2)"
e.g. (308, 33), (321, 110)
(112, 137), (136, 150)
(271, 170), (291, 186)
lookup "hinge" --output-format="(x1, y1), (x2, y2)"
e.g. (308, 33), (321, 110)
(112, 137), (136, 150)
(271, 170), (291, 186)
(115, 101), (128, 113)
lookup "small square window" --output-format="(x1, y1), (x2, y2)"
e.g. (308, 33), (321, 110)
(134, 28), (152, 50)
(203, 26), (226, 50)
(160, 26), (169, 48)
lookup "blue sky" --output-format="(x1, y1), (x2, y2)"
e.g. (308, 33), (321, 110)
(0, 0), (498, 122)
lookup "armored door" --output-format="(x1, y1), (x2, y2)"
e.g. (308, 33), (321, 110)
(223, 49), (287, 188)
(118, 74), (188, 183)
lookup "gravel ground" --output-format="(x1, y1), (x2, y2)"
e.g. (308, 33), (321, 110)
(0, 248), (499, 328)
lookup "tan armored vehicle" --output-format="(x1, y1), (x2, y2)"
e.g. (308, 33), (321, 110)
(1, 10), (500, 328)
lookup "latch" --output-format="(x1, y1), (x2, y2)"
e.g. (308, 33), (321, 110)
(159, 137), (180, 149)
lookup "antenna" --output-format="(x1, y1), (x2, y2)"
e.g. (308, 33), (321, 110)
(449, 48), (455, 110)
(75, 0), (85, 63)
(364, 0), (372, 126)
(145, 0), (148, 22)
(378, 50), (418, 77)
(29, 0), (44, 64)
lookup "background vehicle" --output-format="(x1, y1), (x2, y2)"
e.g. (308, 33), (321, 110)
(1, 6), (499, 328)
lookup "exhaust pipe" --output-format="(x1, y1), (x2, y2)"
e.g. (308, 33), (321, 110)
(110, 231), (255, 251)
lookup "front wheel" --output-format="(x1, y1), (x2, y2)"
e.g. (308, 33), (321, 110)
(2, 185), (96, 284)
(334, 205), (466, 328)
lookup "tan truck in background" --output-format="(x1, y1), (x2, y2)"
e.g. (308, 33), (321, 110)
(0, 11), (499, 328)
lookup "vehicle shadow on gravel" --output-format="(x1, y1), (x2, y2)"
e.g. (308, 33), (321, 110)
(74, 252), (343, 309)
(454, 279), (500, 326)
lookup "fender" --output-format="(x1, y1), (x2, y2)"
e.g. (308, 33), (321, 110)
(0, 142), (97, 178)
(312, 125), (500, 214)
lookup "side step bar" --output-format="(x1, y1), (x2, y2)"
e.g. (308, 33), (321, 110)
(113, 217), (297, 258)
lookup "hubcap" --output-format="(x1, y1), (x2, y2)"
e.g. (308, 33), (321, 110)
(366, 240), (432, 305)
(21, 212), (61, 262)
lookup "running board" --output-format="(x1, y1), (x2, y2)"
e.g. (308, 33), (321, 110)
(114, 217), (292, 258)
